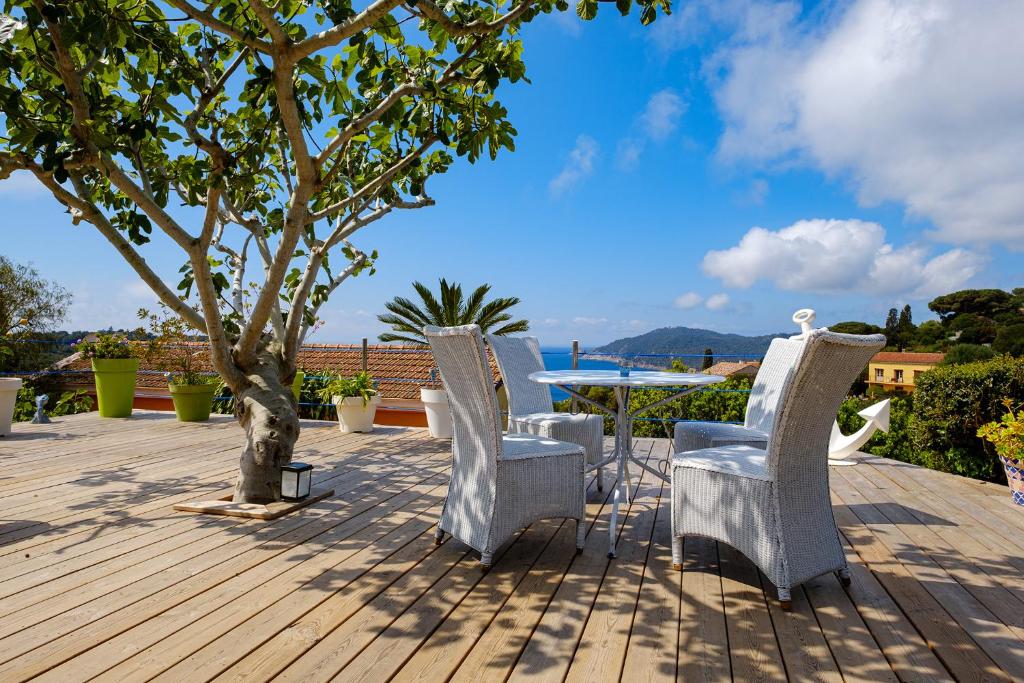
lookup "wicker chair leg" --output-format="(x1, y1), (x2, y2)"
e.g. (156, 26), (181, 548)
(671, 536), (683, 571)
(597, 467), (604, 492)
(480, 551), (494, 572)
(837, 567), (851, 586)
(434, 527), (444, 545)
(575, 519), (586, 554)
(778, 587), (792, 611)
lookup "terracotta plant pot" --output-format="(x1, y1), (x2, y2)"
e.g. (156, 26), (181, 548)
(999, 454), (1024, 507)
(332, 395), (379, 433)
(0, 377), (22, 436)
(92, 358), (139, 418)
(169, 383), (217, 422)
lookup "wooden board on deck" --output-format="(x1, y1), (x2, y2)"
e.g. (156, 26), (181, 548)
(0, 411), (1021, 682)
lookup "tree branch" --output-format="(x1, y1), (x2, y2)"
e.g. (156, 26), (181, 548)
(291, 0), (404, 60)
(28, 167), (209, 332)
(297, 248), (369, 346)
(309, 137), (437, 224)
(247, 1), (289, 45)
(408, 0), (536, 37)
(164, 0), (273, 52)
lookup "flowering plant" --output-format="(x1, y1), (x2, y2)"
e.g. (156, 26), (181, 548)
(75, 333), (136, 360)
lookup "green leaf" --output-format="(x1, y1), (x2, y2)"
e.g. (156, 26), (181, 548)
(577, 0), (599, 20)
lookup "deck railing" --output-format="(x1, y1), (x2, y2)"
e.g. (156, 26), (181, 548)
(2, 337), (761, 424)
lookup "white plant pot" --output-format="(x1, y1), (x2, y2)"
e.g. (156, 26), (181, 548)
(0, 378), (23, 436)
(332, 395), (379, 433)
(421, 388), (452, 439)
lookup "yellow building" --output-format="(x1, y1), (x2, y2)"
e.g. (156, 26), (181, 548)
(866, 352), (945, 393)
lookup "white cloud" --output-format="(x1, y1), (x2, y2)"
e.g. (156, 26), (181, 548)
(705, 293), (731, 311)
(701, 0), (1024, 247)
(744, 178), (769, 206)
(674, 292), (704, 309)
(702, 218), (985, 299)
(572, 316), (608, 326)
(616, 89), (686, 171)
(638, 89), (686, 141)
(549, 135), (599, 197)
(616, 138), (644, 171)
(65, 278), (160, 330)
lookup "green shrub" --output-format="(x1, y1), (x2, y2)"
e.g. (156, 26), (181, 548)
(554, 376), (753, 438)
(837, 393), (915, 464)
(941, 343), (995, 365)
(13, 382), (93, 422)
(912, 355), (1024, 481)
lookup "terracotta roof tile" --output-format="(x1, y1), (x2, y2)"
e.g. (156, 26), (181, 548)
(871, 352), (946, 364)
(703, 361), (761, 377)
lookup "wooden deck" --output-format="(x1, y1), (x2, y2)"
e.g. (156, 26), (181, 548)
(1, 411), (1023, 682)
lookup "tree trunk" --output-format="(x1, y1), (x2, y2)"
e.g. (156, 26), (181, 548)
(232, 345), (300, 504)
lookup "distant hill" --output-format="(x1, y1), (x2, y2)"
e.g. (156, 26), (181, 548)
(592, 327), (790, 358)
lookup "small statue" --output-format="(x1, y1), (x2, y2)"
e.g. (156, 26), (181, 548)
(31, 394), (50, 424)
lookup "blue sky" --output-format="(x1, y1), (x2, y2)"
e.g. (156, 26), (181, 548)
(3, 0), (1022, 346)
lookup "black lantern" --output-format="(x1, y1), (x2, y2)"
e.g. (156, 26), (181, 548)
(281, 462), (313, 501)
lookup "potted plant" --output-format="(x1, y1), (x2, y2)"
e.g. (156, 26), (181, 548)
(75, 333), (139, 418)
(978, 399), (1024, 506)
(318, 371), (379, 433)
(421, 368), (452, 439)
(141, 308), (219, 422)
(0, 376), (21, 436)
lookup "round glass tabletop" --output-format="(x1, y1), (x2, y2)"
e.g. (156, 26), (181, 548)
(527, 369), (727, 388)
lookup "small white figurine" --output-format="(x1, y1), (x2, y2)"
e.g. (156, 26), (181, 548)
(31, 393), (50, 424)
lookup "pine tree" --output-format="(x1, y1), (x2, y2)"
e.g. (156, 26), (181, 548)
(897, 305), (914, 350)
(884, 308), (900, 347)
(702, 348), (714, 370)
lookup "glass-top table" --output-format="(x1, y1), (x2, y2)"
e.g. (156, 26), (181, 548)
(528, 370), (726, 558)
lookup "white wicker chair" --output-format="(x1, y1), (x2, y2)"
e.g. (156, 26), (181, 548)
(673, 336), (804, 454)
(425, 325), (587, 570)
(487, 334), (606, 491)
(670, 330), (885, 609)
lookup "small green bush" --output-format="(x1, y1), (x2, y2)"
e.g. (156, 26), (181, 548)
(912, 355), (1024, 481)
(838, 393), (915, 464)
(13, 382), (93, 422)
(554, 376), (753, 438)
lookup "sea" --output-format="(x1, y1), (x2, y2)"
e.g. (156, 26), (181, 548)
(539, 347), (618, 401)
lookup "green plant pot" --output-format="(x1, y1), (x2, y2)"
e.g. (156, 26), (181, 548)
(291, 371), (305, 402)
(169, 383), (216, 422)
(92, 358), (139, 418)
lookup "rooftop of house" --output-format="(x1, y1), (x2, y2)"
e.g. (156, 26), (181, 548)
(703, 360), (761, 377)
(870, 351), (947, 365)
(55, 342), (502, 401)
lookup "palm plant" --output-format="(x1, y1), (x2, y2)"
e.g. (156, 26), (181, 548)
(378, 279), (529, 345)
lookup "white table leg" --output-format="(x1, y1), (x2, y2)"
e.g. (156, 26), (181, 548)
(608, 387), (630, 559)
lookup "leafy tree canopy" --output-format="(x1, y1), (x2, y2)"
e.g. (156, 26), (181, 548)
(929, 289), (1018, 322)
(0, 254), (69, 338)
(831, 321), (883, 336)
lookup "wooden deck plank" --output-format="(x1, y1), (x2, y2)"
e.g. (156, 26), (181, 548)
(0, 413), (1021, 682)
(508, 440), (658, 682)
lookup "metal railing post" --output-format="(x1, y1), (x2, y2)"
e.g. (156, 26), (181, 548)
(571, 339), (579, 413)
(361, 338), (368, 373)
